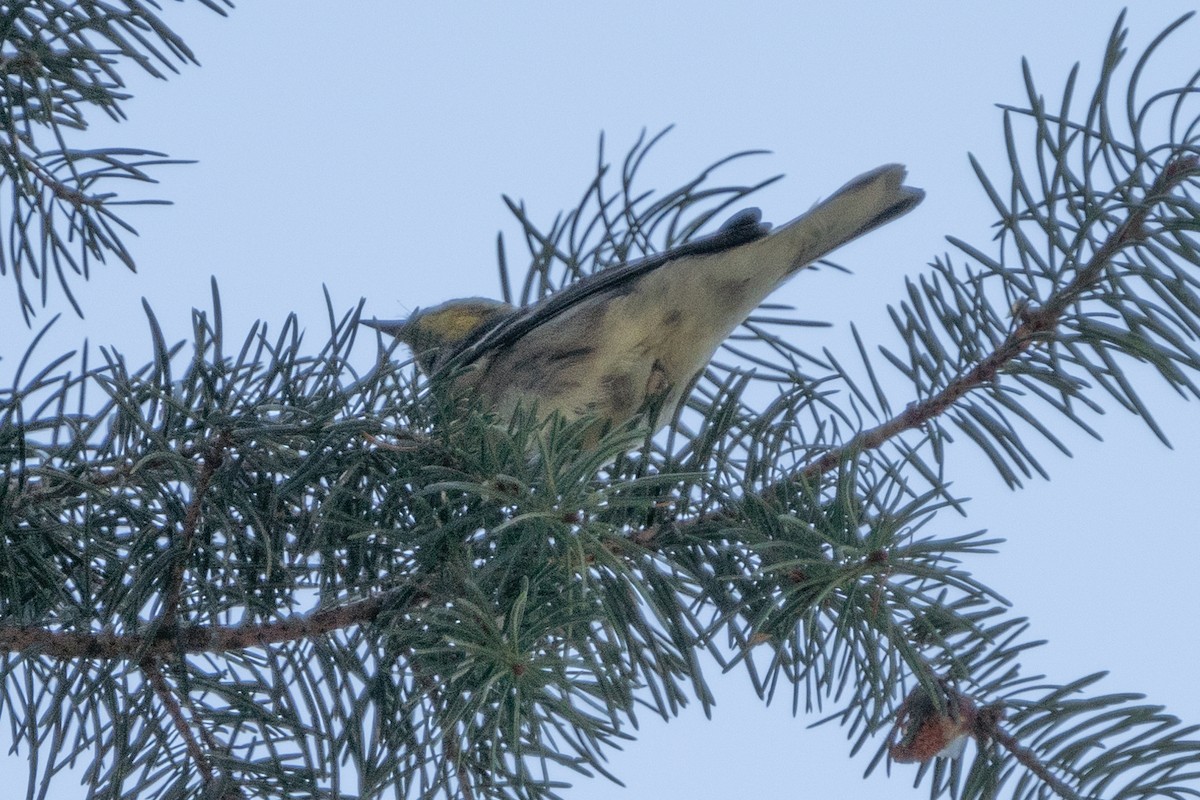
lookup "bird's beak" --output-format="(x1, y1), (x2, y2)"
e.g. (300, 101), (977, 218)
(360, 317), (409, 338)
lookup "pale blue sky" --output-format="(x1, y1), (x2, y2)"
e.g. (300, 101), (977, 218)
(4, 2), (1200, 798)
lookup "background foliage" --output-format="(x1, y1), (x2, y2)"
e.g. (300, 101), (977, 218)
(2, 4), (1200, 799)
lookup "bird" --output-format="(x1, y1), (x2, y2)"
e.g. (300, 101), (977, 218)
(363, 164), (923, 438)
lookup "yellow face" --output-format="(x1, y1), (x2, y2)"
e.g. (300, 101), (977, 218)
(411, 300), (509, 342)
(402, 298), (514, 373)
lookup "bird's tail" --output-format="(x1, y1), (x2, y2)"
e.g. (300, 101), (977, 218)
(767, 163), (924, 275)
(657, 163), (916, 340)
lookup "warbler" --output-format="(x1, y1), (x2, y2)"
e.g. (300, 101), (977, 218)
(364, 164), (922, 435)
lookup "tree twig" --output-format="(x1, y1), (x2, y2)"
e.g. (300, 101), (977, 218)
(142, 658), (216, 785)
(795, 154), (1197, 481)
(0, 591), (400, 659)
(159, 432), (230, 631)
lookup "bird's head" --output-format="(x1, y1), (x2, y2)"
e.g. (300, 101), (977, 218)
(362, 297), (515, 375)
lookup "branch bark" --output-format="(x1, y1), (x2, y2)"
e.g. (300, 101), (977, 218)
(795, 154), (1197, 481)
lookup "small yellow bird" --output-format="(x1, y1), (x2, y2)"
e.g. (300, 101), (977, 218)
(364, 164), (922, 435)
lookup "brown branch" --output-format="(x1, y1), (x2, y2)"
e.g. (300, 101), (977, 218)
(3, 140), (102, 210)
(8, 447), (199, 511)
(8, 425), (416, 514)
(981, 714), (1083, 800)
(159, 432), (230, 631)
(142, 658), (217, 785)
(143, 658), (251, 799)
(795, 153), (1198, 482)
(0, 592), (395, 660)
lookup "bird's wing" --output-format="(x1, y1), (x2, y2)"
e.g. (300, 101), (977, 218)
(440, 208), (771, 373)
(443, 164), (924, 375)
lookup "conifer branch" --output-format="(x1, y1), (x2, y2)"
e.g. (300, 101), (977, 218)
(160, 432), (232, 631)
(4, 9), (1200, 800)
(0, 592), (397, 659)
(983, 717), (1082, 800)
(143, 658), (219, 787)
(797, 153), (1199, 481)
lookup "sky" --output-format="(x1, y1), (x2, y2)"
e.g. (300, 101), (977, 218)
(4, 2), (1200, 798)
